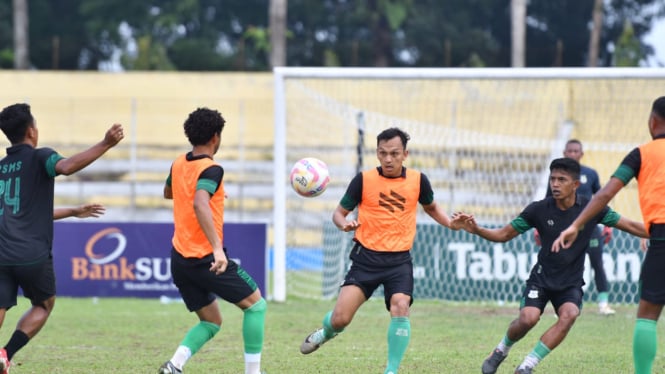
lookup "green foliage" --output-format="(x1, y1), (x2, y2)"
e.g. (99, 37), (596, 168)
(614, 20), (643, 66)
(122, 35), (176, 71)
(0, 0), (662, 69)
(0, 48), (13, 69)
(0, 297), (660, 372)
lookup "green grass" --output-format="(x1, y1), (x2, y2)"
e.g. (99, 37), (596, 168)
(0, 297), (662, 373)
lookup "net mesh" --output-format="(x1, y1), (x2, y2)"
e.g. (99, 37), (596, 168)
(279, 71), (663, 303)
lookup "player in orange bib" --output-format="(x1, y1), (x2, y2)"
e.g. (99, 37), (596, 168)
(299, 127), (464, 374)
(158, 108), (266, 374)
(553, 96), (665, 374)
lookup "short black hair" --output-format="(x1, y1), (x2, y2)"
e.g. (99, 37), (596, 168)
(652, 96), (665, 119)
(566, 139), (582, 148)
(549, 157), (580, 181)
(377, 127), (410, 149)
(0, 103), (34, 144)
(183, 107), (225, 146)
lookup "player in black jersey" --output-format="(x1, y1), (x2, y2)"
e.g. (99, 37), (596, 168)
(457, 158), (647, 374)
(0, 103), (123, 373)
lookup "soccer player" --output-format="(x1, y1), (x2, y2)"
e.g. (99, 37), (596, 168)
(553, 96), (665, 374)
(457, 158), (647, 374)
(299, 127), (463, 374)
(539, 139), (617, 315)
(158, 107), (266, 374)
(0, 103), (124, 373)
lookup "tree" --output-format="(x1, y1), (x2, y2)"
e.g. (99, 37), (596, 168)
(511, 0), (526, 67)
(269, 0), (287, 67)
(12, 0), (29, 69)
(613, 20), (642, 66)
(587, 0), (603, 66)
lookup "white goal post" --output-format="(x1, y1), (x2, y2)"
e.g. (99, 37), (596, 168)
(272, 67), (665, 303)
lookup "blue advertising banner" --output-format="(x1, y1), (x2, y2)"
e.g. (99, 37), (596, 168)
(53, 222), (267, 298)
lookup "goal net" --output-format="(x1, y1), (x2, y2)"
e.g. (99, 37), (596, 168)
(272, 67), (665, 303)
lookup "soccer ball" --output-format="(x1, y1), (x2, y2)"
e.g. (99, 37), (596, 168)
(290, 157), (330, 198)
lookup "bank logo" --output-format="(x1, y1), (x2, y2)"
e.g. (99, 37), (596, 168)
(84, 227), (127, 265)
(379, 191), (405, 212)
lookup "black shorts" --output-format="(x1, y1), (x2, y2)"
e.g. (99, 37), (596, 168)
(342, 259), (414, 311)
(0, 257), (56, 309)
(520, 283), (583, 315)
(639, 236), (665, 304)
(170, 248), (258, 312)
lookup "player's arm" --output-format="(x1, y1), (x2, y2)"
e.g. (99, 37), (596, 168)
(553, 177), (625, 251)
(195, 165), (227, 274)
(333, 205), (359, 232)
(163, 166), (173, 199)
(53, 203), (105, 220)
(193, 188), (227, 274)
(613, 216), (648, 239)
(422, 202), (458, 230)
(55, 124), (124, 176)
(459, 214), (520, 242)
(333, 173), (362, 232)
(419, 173), (460, 230)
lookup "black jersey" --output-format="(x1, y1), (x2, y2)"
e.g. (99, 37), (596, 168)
(0, 144), (64, 265)
(510, 195), (620, 290)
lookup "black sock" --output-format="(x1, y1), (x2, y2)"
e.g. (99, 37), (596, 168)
(5, 330), (29, 360)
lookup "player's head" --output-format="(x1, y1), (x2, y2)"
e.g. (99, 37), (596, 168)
(183, 107), (225, 151)
(548, 157), (580, 200)
(0, 103), (37, 145)
(376, 127), (410, 177)
(563, 139), (583, 162)
(649, 96), (665, 138)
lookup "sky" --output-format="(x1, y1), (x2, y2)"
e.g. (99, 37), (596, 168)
(643, 17), (665, 67)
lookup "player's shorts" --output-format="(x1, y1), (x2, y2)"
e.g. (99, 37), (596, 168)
(170, 247), (258, 312)
(520, 283), (583, 315)
(0, 257), (56, 309)
(342, 259), (414, 311)
(639, 224), (665, 304)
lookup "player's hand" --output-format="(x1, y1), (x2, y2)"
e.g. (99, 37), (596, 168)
(449, 211), (468, 230)
(210, 247), (228, 275)
(602, 226), (613, 244)
(453, 212), (478, 233)
(103, 123), (124, 147)
(533, 230), (541, 246)
(340, 220), (360, 232)
(552, 226), (578, 252)
(640, 238), (649, 253)
(73, 203), (105, 218)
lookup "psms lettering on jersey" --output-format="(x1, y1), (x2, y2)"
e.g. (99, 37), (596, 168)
(71, 227), (170, 281)
(446, 242), (641, 288)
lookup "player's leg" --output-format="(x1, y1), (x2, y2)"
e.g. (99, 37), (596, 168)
(301, 259), (377, 355)
(0, 268), (19, 373)
(6, 258), (57, 372)
(228, 263), (266, 374)
(382, 261), (413, 374)
(588, 227), (614, 315)
(483, 284), (546, 374)
(632, 237), (665, 374)
(160, 252), (220, 374)
(515, 287), (581, 372)
(300, 284), (366, 354)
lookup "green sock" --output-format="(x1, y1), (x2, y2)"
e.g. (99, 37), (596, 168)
(634, 318), (657, 374)
(243, 298), (267, 354)
(385, 317), (410, 374)
(322, 311), (344, 339)
(597, 292), (609, 303)
(532, 340), (551, 360)
(180, 321), (220, 355)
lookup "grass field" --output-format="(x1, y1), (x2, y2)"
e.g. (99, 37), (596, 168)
(0, 297), (662, 373)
